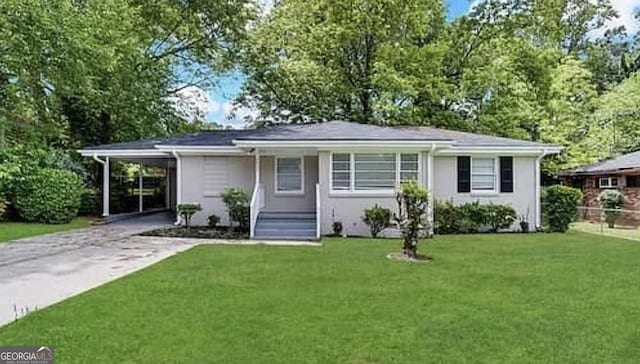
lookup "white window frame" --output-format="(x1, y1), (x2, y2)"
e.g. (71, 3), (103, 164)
(330, 152), (422, 195)
(470, 157), (498, 194)
(599, 176), (619, 189)
(275, 156), (304, 195)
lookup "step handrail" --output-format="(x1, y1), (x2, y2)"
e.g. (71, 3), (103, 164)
(250, 183), (264, 238)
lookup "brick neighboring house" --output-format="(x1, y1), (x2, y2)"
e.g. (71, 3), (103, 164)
(560, 151), (640, 224)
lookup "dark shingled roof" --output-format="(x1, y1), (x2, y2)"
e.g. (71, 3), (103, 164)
(561, 150), (640, 176)
(82, 120), (552, 150)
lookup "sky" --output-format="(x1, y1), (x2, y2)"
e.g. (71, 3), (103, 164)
(181, 0), (640, 128)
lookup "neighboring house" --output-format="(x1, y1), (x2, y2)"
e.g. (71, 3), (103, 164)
(79, 121), (560, 239)
(559, 150), (640, 222)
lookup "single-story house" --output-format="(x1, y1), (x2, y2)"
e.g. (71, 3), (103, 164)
(559, 150), (640, 222)
(79, 121), (561, 239)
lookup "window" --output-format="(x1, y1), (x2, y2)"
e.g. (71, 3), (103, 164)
(471, 158), (496, 192)
(354, 153), (396, 190)
(627, 175), (640, 188)
(400, 154), (419, 182)
(276, 157), (303, 193)
(331, 154), (351, 190)
(331, 152), (420, 192)
(599, 176), (619, 188)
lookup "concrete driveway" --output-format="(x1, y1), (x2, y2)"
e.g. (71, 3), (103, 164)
(0, 213), (196, 326)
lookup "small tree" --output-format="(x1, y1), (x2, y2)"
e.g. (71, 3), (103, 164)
(177, 203), (202, 231)
(222, 188), (249, 231)
(393, 182), (430, 258)
(542, 185), (582, 232)
(362, 204), (392, 238)
(598, 189), (625, 228)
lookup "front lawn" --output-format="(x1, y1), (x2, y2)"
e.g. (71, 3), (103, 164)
(1, 233), (639, 363)
(0, 217), (92, 243)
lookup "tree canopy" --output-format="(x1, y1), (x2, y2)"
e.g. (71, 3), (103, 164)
(238, 0), (640, 173)
(2, 0), (640, 174)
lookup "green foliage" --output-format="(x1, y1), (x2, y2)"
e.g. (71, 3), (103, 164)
(393, 182), (430, 258)
(434, 200), (516, 234)
(177, 203), (202, 230)
(14, 168), (84, 224)
(484, 204), (518, 233)
(208, 214), (220, 228)
(0, 0), (253, 148)
(239, 0), (447, 125)
(0, 197), (6, 222)
(598, 189), (625, 228)
(221, 188), (249, 231)
(362, 204), (392, 238)
(542, 185), (583, 233)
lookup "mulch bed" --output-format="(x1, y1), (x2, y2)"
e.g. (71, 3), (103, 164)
(139, 226), (249, 240)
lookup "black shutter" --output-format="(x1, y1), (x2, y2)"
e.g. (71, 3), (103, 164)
(500, 156), (513, 193)
(457, 156), (471, 193)
(627, 176), (640, 187)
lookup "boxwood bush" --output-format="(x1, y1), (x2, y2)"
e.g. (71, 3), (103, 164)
(542, 185), (582, 233)
(14, 168), (84, 224)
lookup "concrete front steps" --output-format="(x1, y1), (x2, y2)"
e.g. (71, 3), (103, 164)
(254, 211), (317, 240)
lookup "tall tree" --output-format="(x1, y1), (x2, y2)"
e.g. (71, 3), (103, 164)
(0, 0), (254, 148)
(238, 0), (447, 125)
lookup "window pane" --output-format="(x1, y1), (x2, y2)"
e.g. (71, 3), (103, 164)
(354, 154), (396, 190)
(400, 154), (419, 182)
(471, 158), (495, 191)
(332, 154), (351, 190)
(277, 158), (302, 191)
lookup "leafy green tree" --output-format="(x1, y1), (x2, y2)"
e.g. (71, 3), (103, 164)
(239, 0), (448, 125)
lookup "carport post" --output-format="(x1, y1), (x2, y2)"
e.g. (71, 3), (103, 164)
(93, 154), (110, 217)
(138, 164), (144, 213)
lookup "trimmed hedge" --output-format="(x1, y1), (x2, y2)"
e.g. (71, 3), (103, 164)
(434, 200), (517, 234)
(542, 185), (582, 233)
(14, 168), (84, 224)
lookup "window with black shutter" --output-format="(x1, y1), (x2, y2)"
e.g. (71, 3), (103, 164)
(499, 156), (513, 193)
(457, 156), (471, 193)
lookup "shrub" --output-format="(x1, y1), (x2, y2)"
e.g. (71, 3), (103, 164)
(208, 214), (220, 228)
(598, 189), (625, 228)
(14, 168), (84, 224)
(393, 181), (430, 258)
(434, 200), (518, 234)
(458, 201), (487, 233)
(78, 187), (100, 216)
(177, 203), (202, 230)
(332, 221), (343, 236)
(434, 200), (461, 234)
(484, 204), (517, 232)
(542, 185), (582, 233)
(362, 204), (392, 237)
(221, 188), (249, 231)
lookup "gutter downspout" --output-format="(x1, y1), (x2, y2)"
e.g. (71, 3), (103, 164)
(93, 154), (110, 217)
(171, 150), (182, 225)
(535, 148), (548, 230)
(427, 144), (436, 236)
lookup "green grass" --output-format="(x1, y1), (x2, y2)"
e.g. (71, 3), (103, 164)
(572, 221), (640, 242)
(2, 233), (640, 363)
(0, 217), (91, 243)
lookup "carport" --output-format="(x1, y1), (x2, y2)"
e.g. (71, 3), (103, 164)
(79, 148), (177, 221)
